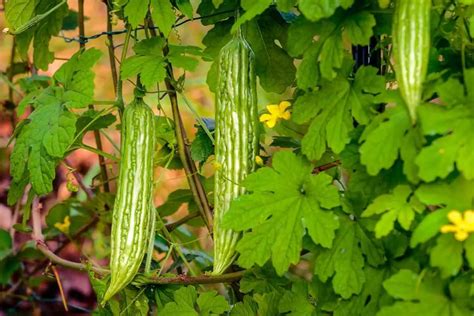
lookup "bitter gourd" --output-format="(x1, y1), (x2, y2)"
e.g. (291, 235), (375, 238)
(392, 0), (431, 123)
(213, 32), (258, 275)
(102, 97), (155, 303)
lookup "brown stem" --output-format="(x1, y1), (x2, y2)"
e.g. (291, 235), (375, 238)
(78, 0), (110, 193)
(137, 270), (245, 285)
(312, 160), (341, 174)
(165, 212), (200, 232)
(64, 158), (94, 199)
(147, 21), (213, 233)
(8, 38), (16, 102)
(28, 216), (99, 276)
(36, 243), (108, 275)
(165, 70), (213, 232)
(105, 0), (118, 93)
(30, 197), (107, 275)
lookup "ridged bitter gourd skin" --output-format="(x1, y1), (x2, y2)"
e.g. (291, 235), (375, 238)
(213, 33), (258, 275)
(102, 98), (155, 303)
(393, 0), (431, 123)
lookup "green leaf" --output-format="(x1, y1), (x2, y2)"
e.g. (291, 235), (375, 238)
(296, 66), (384, 160)
(383, 269), (419, 301)
(150, 0), (176, 37)
(279, 281), (315, 315)
(54, 48), (102, 108)
(416, 103), (474, 181)
(223, 151), (340, 275)
(160, 287), (229, 315)
(299, 0), (354, 21)
(465, 235), (474, 269)
(415, 176), (474, 210)
(76, 110), (116, 133)
(287, 16), (319, 57)
(362, 185), (423, 238)
(196, 290), (230, 315)
(314, 218), (365, 299)
(239, 267), (289, 294)
(160, 286), (197, 315)
(343, 11), (376, 46)
(14, 0), (69, 70)
(230, 296), (258, 315)
(7, 176), (29, 206)
(231, 0), (273, 33)
(10, 87), (77, 195)
(410, 208), (450, 247)
(203, 11), (296, 93)
(190, 126), (214, 163)
(122, 56), (167, 90)
(123, 0), (149, 28)
(168, 45), (202, 71)
(359, 106), (411, 175)
(254, 291), (282, 316)
(334, 267), (388, 315)
(245, 15), (296, 93)
(380, 270), (468, 316)
(296, 43), (320, 90)
(197, 0), (237, 25)
(276, 0), (296, 12)
(121, 38), (168, 90)
(319, 33), (344, 80)
(5, 0), (36, 30)
(0, 230), (13, 261)
(176, 0), (193, 19)
(157, 189), (195, 217)
(0, 257), (21, 285)
(430, 234), (463, 278)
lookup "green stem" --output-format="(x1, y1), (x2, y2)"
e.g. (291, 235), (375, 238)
(77, 144), (119, 162)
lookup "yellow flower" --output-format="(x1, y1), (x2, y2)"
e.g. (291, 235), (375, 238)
(255, 156), (264, 166)
(54, 216), (71, 234)
(440, 210), (474, 241)
(259, 101), (291, 128)
(212, 161), (222, 170)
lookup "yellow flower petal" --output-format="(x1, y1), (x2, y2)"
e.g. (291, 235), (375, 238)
(212, 161), (222, 170)
(448, 210), (463, 225)
(279, 101), (291, 112)
(266, 104), (280, 115)
(280, 110), (291, 120)
(464, 210), (474, 225)
(440, 225), (458, 233)
(265, 116), (277, 128)
(54, 216), (71, 234)
(259, 113), (273, 122)
(255, 156), (264, 166)
(455, 230), (469, 241)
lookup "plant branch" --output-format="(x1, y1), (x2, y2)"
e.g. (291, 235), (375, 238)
(136, 270), (245, 285)
(105, 1), (118, 93)
(312, 160), (341, 174)
(79, 0), (110, 193)
(28, 215), (99, 276)
(147, 20), (213, 234)
(64, 158), (94, 199)
(30, 197), (107, 275)
(77, 143), (119, 162)
(165, 212), (200, 232)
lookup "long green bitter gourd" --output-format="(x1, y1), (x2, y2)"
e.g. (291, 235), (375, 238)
(102, 98), (155, 303)
(392, 0), (431, 123)
(213, 32), (258, 275)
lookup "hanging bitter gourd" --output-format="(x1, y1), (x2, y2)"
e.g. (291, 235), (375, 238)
(102, 97), (155, 303)
(392, 0), (431, 123)
(213, 31), (258, 275)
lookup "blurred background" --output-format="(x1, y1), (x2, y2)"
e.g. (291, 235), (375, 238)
(0, 0), (286, 312)
(0, 0), (219, 313)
